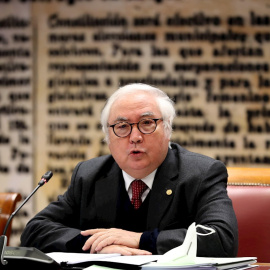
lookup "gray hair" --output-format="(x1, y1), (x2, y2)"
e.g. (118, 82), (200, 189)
(101, 83), (176, 143)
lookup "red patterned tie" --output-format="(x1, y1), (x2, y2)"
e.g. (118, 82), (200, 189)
(131, 179), (148, 210)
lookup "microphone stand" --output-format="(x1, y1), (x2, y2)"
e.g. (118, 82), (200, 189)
(0, 171), (54, 267)
(0, 235), (8, 265)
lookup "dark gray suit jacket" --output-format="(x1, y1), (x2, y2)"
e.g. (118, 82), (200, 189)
(21, 143), (238, 256)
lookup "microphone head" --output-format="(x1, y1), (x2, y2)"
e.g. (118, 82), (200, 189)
(39, 171), (53, 186)
(42, 171), (53, 181)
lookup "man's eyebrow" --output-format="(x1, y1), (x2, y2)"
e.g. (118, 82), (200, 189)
(112, 112), (155, 123)
(141, 111), (155, 117)
(114, 116), (128, 122)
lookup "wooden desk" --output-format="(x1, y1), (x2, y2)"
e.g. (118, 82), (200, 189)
(255, 264), (270, 270)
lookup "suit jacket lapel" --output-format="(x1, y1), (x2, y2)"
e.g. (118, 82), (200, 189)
(147, 148), (179, 229)
(94, 147), (180, 229)
(95, 162), (121, 227)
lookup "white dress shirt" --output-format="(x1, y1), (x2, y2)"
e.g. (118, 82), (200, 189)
(122, 170), (157, 202)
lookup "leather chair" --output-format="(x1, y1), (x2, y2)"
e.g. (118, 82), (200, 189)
(227, 168), (270, 263)
(0, 193), (22, 245)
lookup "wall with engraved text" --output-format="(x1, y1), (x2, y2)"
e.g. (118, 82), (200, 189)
(1, 0), (270, 245)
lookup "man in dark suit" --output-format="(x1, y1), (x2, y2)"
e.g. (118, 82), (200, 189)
(20, 83), (238, 257)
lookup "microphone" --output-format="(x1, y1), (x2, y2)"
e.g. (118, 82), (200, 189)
(2, 171), (53, 236)
(0, 171), (59, 269)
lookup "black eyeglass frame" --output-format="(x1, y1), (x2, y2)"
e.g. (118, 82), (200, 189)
(108, 118), (163, 138)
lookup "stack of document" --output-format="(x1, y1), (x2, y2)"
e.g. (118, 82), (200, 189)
(142, 256), (257, 270)
(46, 252), (257, 270)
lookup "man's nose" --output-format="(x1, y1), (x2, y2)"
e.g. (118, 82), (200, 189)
(129, 124), (143, 143)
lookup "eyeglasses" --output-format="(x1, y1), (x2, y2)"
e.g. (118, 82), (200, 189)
(109, 118), (163, 138)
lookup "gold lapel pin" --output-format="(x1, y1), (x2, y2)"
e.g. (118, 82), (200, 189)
(166, 189), (172, 195)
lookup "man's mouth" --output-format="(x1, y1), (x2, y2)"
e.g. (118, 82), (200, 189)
(130, 150), (143, 155)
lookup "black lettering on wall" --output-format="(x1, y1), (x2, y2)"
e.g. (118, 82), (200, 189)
(2, 2), (270, 231)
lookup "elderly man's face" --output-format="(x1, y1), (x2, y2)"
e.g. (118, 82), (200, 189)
(108, 91), (169, 179)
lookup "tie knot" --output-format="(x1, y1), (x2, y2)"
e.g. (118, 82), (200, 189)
(131, 180), (148, 210)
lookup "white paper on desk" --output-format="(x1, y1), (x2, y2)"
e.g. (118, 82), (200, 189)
(46, 252), (120, 265)
(101, 255), (161, 266)
(194, 257), (257, 269)
(46, 252), (161, 266)
(85, 265), (121, 270)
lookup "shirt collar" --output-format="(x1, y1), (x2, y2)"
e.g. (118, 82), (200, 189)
(122, 169), (157, 192)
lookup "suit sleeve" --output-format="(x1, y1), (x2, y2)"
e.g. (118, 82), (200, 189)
(156, 160), (238, 257)
(20, 162), (85, 252)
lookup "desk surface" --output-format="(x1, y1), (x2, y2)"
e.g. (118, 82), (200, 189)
(254, 265), (270, 270)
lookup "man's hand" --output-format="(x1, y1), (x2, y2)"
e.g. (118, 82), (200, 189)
(81, 228), (150, 254)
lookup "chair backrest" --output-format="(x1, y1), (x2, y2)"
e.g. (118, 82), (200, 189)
(227, 167), (270, 263)
(0, 192), (22, 245)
